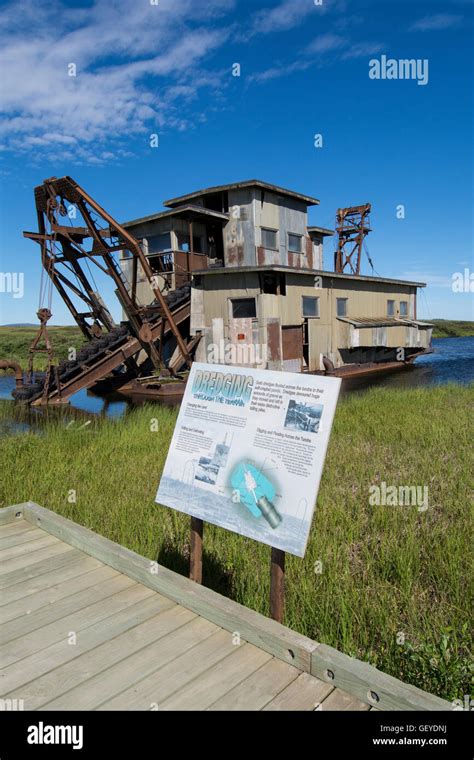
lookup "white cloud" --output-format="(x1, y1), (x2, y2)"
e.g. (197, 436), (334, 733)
(409, 13), (463, 32)
(0, 0), (234, 163)
(306, 33), (346, 54)
(247, 0), (347, 38)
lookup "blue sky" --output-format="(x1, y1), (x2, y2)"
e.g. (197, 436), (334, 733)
(0, 0), (472, 325)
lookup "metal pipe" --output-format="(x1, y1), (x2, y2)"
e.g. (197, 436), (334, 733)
(0, 360), (23, 387)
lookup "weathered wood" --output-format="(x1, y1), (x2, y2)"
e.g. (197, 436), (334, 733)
(43, 616), (218, 710)
(320, 687), (370, 711)
(161, 643), (272, 711)
(0, 568), (125, 642)
(0, 547), (81, 589)
(21, 502), (318, 672)
(6, 602), (190, 710)
(0, 527), (50, 550)
(0, 582), (153, 669)
(0, 520), (36, 538)
(208, 657), (299, 711)
(312, 644), (453, 711)
(263, 671), (334, 711)
(0, 504), (25, 526)
(190, 516), (203, 583)
(0, 533), (59, 562)
(270, 547), (285, 623)
(99, 626), (234, 711)
(0, 541), (73, 579)
(0, 505), (452, 712)
(0, 554), (103, 607)
(1, 594), (175, 701)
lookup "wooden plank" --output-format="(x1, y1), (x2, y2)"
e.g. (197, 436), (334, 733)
(0, 547), (84, 589)
(42, 616), (219, 710)
(207, 657), (300, 711)
(0, 565), (120, 627)
(161, 643), (273, 711)
(99, 626), (236, 711)
(0, 520), (36, 538)
(0, 533), (59, 561)
(0, 504), (25, 525)
(25, 603), (188, 710)
(263, 672), (334, 711)
(1, 593), (174, 701)
(22, 502), (318, 672)
(311, 644), (453, 711)
(319, 687), (370, 711)
(1, 573), (134, 646)
(0, 555), (104, 607)
(0, 527), (51, 550)
(0, 541), (71, 578)
(0, 582), (153, 669)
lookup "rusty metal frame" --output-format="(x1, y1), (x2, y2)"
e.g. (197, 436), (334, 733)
(24, 176), (191, 372)
(334, 204), (371, 275)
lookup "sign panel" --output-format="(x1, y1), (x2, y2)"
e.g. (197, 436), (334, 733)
(156, 363), (341, 557)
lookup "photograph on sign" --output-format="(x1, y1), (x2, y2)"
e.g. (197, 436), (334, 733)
(156, 363), (341, 557)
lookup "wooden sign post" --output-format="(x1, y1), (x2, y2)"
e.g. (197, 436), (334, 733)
(189, 516), (286, 623)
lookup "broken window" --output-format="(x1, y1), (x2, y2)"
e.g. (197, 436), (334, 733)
(387, 299), (395, 317)
(231, 298), (256, 318)
(177, 233), (203, 253)
(261, 228), (278, 249)
(302, 296), (319, 318)
(288, 233), (302, 253)
(146, 232), (172, 253)
(260, 273), (286, 295)
(337, 298), (348, 317)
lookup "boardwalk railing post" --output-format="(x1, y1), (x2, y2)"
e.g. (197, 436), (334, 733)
(270, 547), (285, 622)
(190, 516), (204, 583)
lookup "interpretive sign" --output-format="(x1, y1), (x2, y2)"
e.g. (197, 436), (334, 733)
(156, 362), (341, 557)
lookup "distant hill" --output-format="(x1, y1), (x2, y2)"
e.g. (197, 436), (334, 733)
(431, 320), (474, 338)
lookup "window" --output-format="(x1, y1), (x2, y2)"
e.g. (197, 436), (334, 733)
(400, 301), (408, 317)
(231, 298), (256, 319)
(260, 273), (286, 295)
(146, 232), (172, 253)
(387, 299), (395, 317)
(302, 296), (320, 318)
(336, 298), (348, 317)
(177, 234), (203, 253)
(261, 228), (278, 249)
(288, 233), (302, 253)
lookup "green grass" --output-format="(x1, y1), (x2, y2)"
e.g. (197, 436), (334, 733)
(0, 326), (85, 370)
(0, 385), (472, 701)
(431, 320), (474, 339)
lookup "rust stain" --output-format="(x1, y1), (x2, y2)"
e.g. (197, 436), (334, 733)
(266, 320), (281, 361)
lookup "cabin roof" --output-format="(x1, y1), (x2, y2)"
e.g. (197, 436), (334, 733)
(337, 317), (434, 328)
(307, 226), (334, 237)
(192, 264), (426, 288)
(122, 204), (230, 228)
(164, 180), (320, 208)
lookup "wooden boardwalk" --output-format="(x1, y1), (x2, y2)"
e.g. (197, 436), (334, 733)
(0, 504), (451, 712)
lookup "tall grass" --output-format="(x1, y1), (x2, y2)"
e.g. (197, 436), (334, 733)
(0, 384), (472, 700)
(0, 326), (85, 370)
